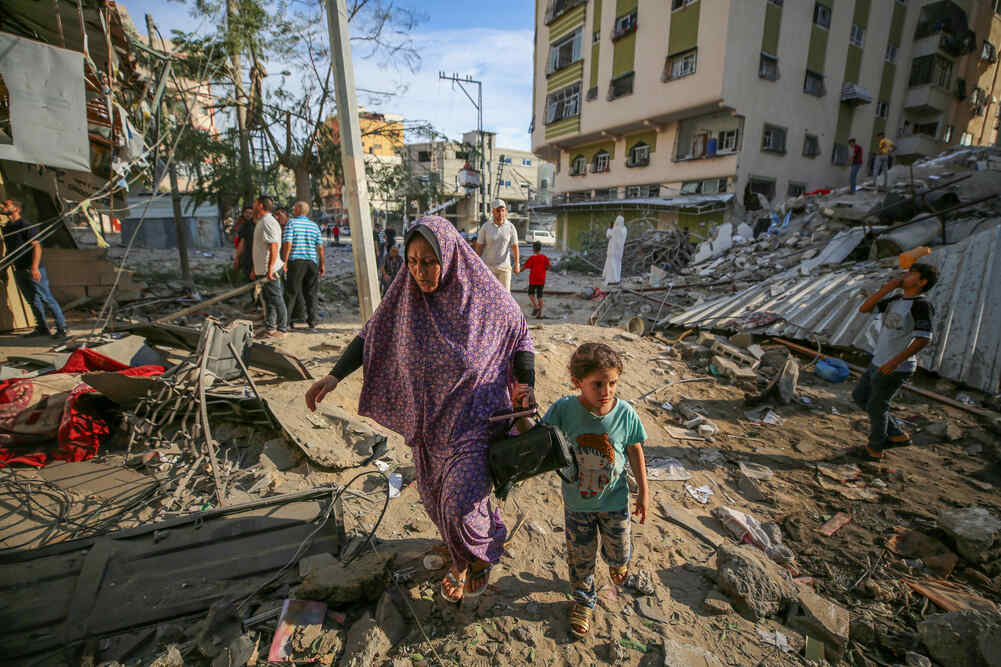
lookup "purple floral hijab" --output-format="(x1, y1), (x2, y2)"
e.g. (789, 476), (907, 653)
(358, 216), (533, 455)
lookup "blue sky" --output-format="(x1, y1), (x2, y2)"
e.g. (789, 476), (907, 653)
(120, 0), (537, 150)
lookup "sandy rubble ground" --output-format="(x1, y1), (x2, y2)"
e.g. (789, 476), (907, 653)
(2, 239), (999, 666)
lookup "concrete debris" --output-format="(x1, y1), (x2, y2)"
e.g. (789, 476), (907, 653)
(662, 638), (725, 667)
(702, 588), (734, 615)
(937, 507), (1001, 563)
(298, 552), (338, 579)
(149, 645), (184, 667)
(296, 550), (394, 603)
(789, 588), (850, 661)
(340, 613), (391, 667)
(374, 592), (409, 644)
(918, 610), (1001, 667)
(925, 421), (965, 442)
(714, 543), (799, 621)
(558, 227), (693, 277)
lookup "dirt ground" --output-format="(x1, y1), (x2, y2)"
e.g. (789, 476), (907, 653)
(2, 250), (999, 667)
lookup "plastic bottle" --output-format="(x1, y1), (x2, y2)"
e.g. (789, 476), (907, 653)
(899, 246), (931, 269)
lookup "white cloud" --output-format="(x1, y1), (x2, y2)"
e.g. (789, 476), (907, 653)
(350, 27), (535, 151)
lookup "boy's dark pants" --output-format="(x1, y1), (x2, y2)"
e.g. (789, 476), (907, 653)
(852, 365), (910, 453)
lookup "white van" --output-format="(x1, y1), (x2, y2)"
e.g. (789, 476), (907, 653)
(525, 228), (556, 246)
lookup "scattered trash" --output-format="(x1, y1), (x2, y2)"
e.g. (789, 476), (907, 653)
(624, 570), (656, 596)
(685, 484), (714, 504)
(815, 357), (851, 383)
(422, 553), (446, 571)
(955, 393), (976, 406)
(818, 512), (852, 536)
(738, 461), (774, 481)
(713, 506), (797, 569)
(756, 628), (792, 652)
(660, 401), (674, 411)
(647, 457), (692, 481)
(388, 473), (403, 498)
(745, 407), (785, 425)
(268, 599), (327, 662)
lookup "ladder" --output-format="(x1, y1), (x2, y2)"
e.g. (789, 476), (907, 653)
(492, 155), (505, 202)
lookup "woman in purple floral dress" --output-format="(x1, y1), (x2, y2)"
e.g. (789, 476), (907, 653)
(306, 216), (535, 601)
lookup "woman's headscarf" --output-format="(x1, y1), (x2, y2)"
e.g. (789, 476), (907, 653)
(358, 216), (533, 454)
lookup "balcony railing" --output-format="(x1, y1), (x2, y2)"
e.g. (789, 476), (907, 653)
(544, 0), (586, 25)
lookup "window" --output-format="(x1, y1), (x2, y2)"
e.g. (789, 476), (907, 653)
(666, 49), (698, 80)
(759, 52), (779, 80)
(914, 121), (938, 137)
(717, 178), (728, 193)
(875, 101), (889, 119)
(787, 182), (806, 197)
(592, 150), (610, 173)
(718, 129), (739, 153)
(595, 187), (617, 200)
(545, 82), (581, 124)
(748, 176), (776, 201)
(803, 133), (820, 157)
(942, 125), (954, 143)
(672, 0), (697, 9)
(909, 54), (953, 88)
(681, 180), (701, 194)
(612, 10), (638, 40)
(701, 178), (720, 194)
(850, 24), (865, 47)
(522, 159), (532, 166)
(625, 185), (642, 198)
(762, 124), (787, 153)
(455, 151), (469, 160)
(608, 72), (634, 100)
(627, 142), (650, 167)
(886, 44), (898, 63)
(831, 143), (850, 165)
(548, 28), (583, 74)
(960, 131), (973, 145)
(813, 3), (831, 29)
(593, 29), (600, 43)
(545, 0), (587, 25)
(804, 70), (825, 96)
(768, 0), (784, 5)
(570, 155), (587, 175)
(418, 151), (431, 162)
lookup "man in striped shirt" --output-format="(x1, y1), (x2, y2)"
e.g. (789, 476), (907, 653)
(281, 201), (324, 330)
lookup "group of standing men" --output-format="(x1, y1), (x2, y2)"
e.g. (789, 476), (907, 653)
(232, 197), (324, 338)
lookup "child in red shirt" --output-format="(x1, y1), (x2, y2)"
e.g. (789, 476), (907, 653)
(521, 241), (552, 319)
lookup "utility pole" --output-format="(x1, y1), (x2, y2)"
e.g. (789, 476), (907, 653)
(439, 73), (486, 223)
(146, 14), (193, 290)
(324, 0), (381, 321)
(226, 0), (254, 206)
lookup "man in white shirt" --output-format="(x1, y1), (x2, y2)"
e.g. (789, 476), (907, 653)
(250, 195), (288, 337)
(474, 199), (520, 291)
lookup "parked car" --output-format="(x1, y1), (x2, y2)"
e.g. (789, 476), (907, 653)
(525, 228), (556, 246)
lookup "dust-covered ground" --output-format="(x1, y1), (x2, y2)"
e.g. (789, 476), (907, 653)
(2, 245), (999, 667)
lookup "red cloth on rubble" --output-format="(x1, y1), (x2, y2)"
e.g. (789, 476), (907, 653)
(0, 348), (164, 467)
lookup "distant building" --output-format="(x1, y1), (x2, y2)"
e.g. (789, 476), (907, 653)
(400, 131), (553, 234)
(530, 0), (1001, 250)
(320, 109), (405, 223)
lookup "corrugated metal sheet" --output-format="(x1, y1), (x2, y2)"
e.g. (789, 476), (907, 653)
(669, 225), (1001, 393)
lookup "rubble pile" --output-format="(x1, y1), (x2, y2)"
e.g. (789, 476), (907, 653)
(558, 226), (694, 277)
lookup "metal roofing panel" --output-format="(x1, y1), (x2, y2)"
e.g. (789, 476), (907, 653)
(669, 225), (1001, 393)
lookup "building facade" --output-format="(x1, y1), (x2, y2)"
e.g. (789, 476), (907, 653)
(531, 0), (1001, 249)
(401, 131), (553, 233)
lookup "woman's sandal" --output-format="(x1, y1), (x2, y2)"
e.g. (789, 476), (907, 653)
(440, 570), (465, 603)
(464, 562), (492, 598)
(569, 602), (593, 638)
(609, 564), (628, 587)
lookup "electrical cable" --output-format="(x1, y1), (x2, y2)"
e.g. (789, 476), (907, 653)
(235, 469), (391, 613)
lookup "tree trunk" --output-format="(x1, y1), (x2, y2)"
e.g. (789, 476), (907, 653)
(227, 0), (253, 206)
(294, 165), (311, 203)
(168, 163), (194, 290)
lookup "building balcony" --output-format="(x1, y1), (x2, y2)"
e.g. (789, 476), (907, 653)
(896, 134), (944, 158)
(904, 85), (951, 113)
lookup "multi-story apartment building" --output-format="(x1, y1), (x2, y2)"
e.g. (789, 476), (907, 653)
(401, 131), (553, 233)
(531, 0), (1001, 250)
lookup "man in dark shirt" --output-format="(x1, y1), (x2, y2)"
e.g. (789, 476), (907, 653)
(232, 206), (255, 281)
(2, 199), (67, 337)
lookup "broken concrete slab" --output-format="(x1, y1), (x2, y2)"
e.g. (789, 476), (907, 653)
(82, 372), (160, 408)
(715, 543), (799, 621)
(295, 550), (393, 603)
(662, 638), (725, 667)
(298, 552), (338, 579)
(925, 421), (965, 442)
(92, 335), (167, 368)
(937, 507), (1001, 562)
(789, 588), (850, 661)
(375, 592), (409, 644)
(256, 380), (388, 469)
(711, 340), (759, 368)
(918, 610), (1001, 667)
(711, 355), (758, 382)
(39, 461), (157, 503)
(340, 613), (391, 667)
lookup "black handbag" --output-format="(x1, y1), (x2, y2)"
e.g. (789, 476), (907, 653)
(487, 409), (578, 500)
